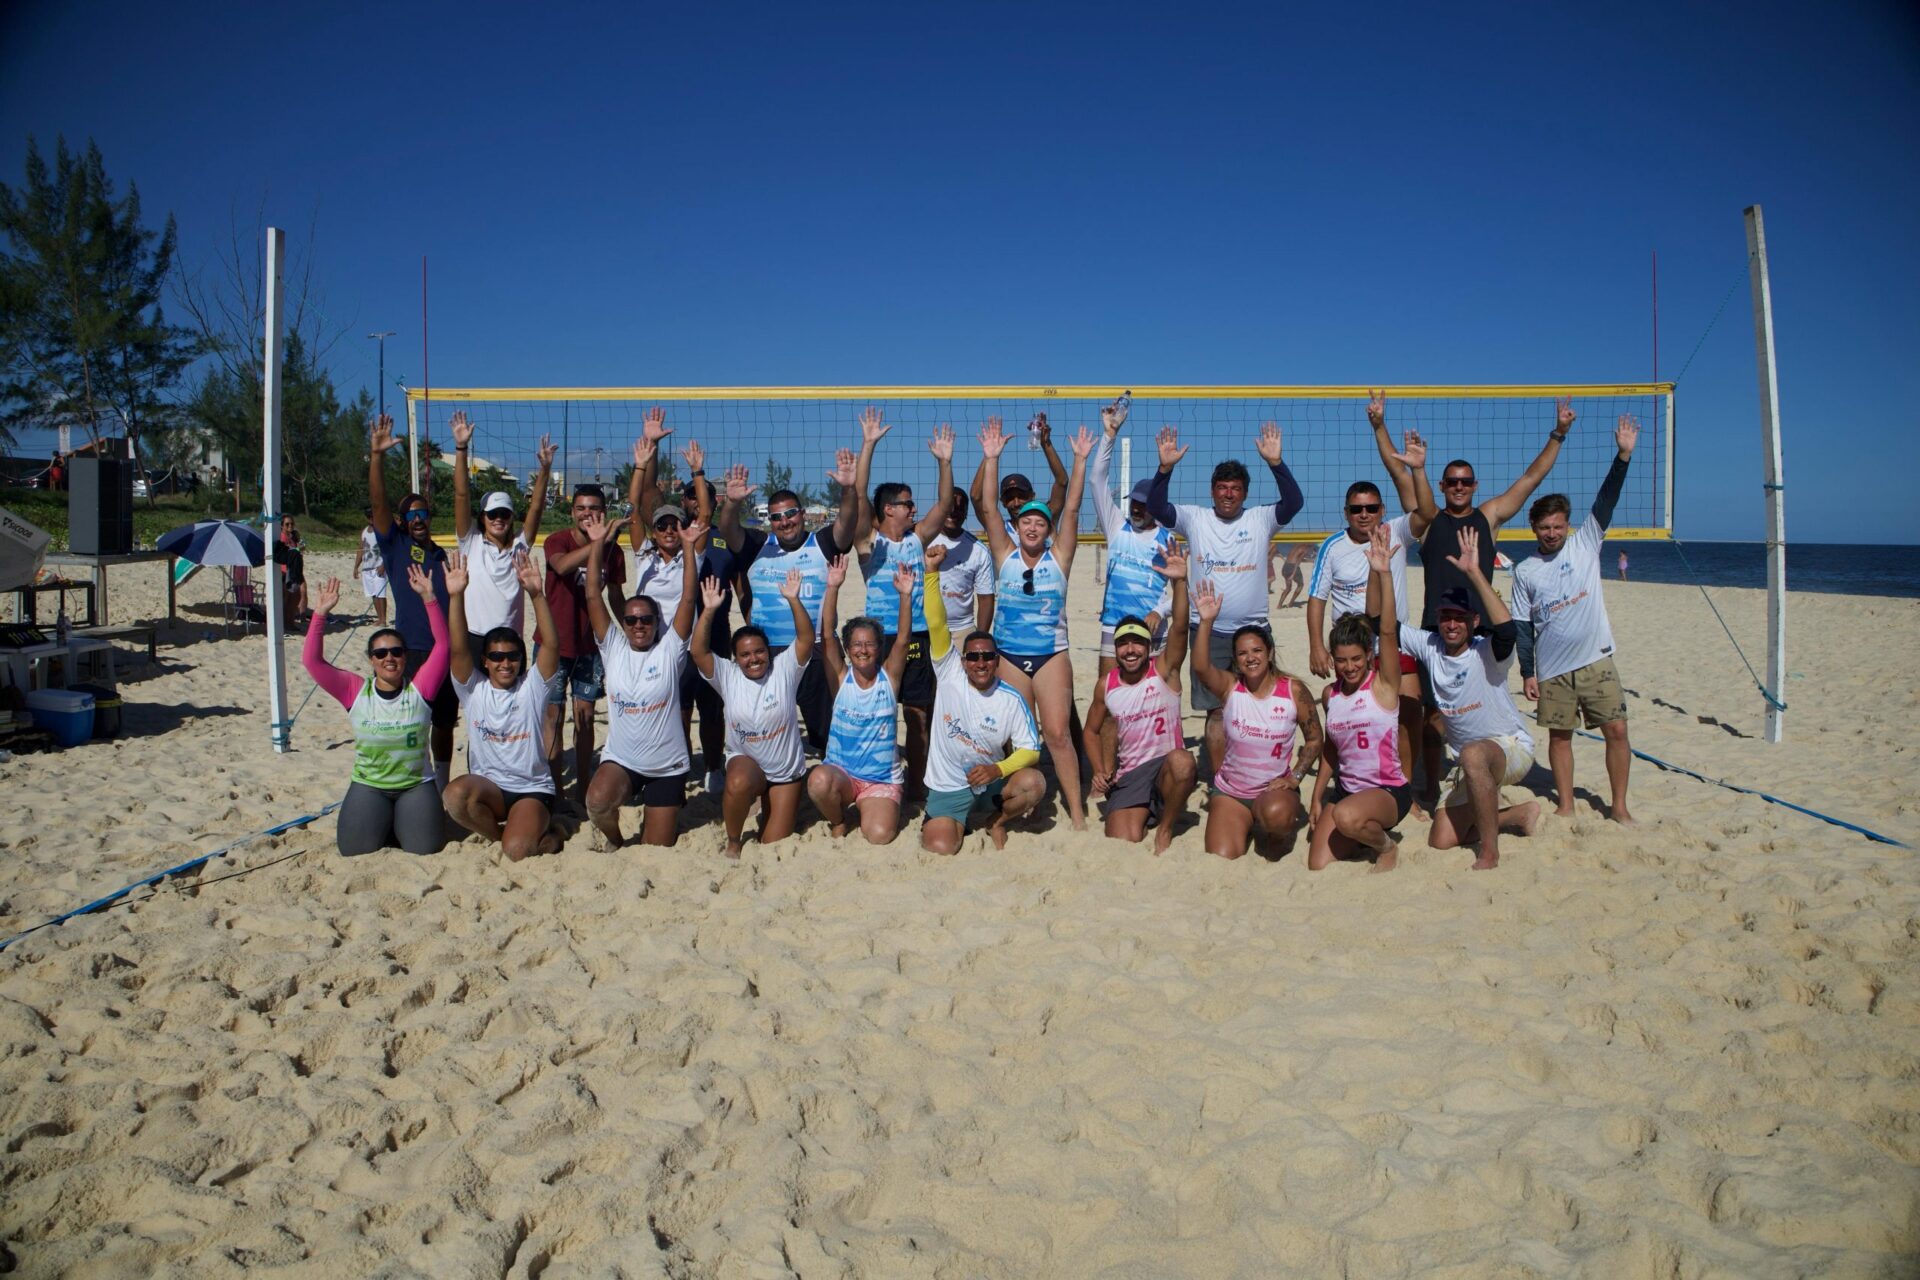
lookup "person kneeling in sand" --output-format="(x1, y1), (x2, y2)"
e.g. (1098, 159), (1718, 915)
(1308, 527), (1414, 871)
(808, 552), (923, 845)
(1401, 526), (1540, 870)
(691, 566), (814, 860)
(919, 594), (1047, 856)
(443, 550), (564, 861)
(1085, 548), (1197, 855)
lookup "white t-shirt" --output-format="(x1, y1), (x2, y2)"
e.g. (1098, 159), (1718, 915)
(1308, 515), (1412, 628)
(1402, 625), (1533, 757)
(456, 529), (530, 635)
(357, 528), (385, 577)
(453, 668), (556, 795)
(599, 624), (690, 775)
(633, 548), (691, 618)
(1509, 518), (1614, 682)
(926, 645), (1041, 794)
(703, 648), (806, 783)
(1172, 504), (1279, 632)
(929, 532), (995, 635)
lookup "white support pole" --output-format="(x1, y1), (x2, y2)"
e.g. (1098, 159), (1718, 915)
(1663, 388), (1676, 537)
(261, 227), (291, 754)
(1745, 205), (1788, 744)
(1120, 436), (1132, 504)
(406, 398), (421, 495)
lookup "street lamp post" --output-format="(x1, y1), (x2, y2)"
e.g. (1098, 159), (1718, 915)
(369, 331), (397, 418)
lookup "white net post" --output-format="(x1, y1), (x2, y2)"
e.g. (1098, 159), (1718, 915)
(261, 227), (291, 754)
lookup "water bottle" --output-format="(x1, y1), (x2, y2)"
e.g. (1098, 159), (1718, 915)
(1113, 390), (1133, 427)
(1027, 412), (1047, 450)
(56, 603), (70, 646)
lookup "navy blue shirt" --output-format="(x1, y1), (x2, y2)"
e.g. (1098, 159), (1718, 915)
(376, 523), (450, 651)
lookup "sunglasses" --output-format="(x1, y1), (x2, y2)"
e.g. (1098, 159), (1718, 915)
(653, 517), (683, 530)
(962, 650), (999, 664)
(484, 508), (513, 519)
(1021, 568), (1035, 595)
(887, 499), (915, 510)
(622, 613), (659, 627)
(369, 645), (406, 659)
(483, 649), (522, 663)
(1346, 502), (1382, 514)
(769, 508), (802, 524)
(402, 510), (432, 523)
(1442, 477), (1477, 488)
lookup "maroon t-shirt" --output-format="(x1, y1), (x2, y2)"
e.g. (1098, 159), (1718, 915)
(544, 528), (627, 659)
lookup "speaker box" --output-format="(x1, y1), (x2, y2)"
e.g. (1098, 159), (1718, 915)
(69, 456), (134, 555)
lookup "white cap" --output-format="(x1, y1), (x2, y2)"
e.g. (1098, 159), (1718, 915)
(481, 491), (515, 515)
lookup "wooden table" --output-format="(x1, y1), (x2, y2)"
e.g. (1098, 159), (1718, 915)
(9, 579), (95, 627)
(42, 550), (179, 625)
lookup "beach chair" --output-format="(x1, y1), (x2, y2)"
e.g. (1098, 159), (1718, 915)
(223, 566), (259, 636)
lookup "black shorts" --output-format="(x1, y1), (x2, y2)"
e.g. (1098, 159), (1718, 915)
(618, 766), (687, 808)
(498, 788), (554, 815)
(405, 650), (460, 731)
(1327, 779), (1414, 824)
(880, 631), (935, 708)
(773, 643), (831, 753)
(1001, 650), (1062, 678)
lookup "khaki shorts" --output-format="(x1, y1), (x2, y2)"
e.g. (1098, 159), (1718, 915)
(1441, 734), (1534, 810)
(1537, 655), (1628, 731)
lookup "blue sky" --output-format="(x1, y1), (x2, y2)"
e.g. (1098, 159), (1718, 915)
(3, 0), (1916, 540)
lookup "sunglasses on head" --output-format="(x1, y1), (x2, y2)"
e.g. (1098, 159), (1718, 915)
(483, 649), (521, 663)
(369, 645), (406, 659)
(962, 649), (998, 664)
(1347, 502), (1382, 514)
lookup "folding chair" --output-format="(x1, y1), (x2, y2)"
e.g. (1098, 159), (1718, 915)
(223, 566), (259, 636)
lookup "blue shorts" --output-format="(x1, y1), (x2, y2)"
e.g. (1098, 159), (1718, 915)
(925, 777), (1007, 825)
(544, 650), (605, 705)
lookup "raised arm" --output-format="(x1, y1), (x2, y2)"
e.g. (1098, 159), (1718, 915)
(976, 418), (1014, 564)
(844, 407), (888, 548)
(406, 566), (450, 699)
(1447, 526), (1514, 659)
(673, 517), (708, 641)
(1367, 389), (1419, 514)
(912, 425), (957, 543)
(1088, 403), (1126, 539)
(523, 434), (556, 546)
(819, 554), (849, 687)
(1590, 414), (1638, 532)
(1147, 425), (1187, 528)
(1157, 546), (1190, 682)
(367, 414), (401, 535)
(1189, 580), (1236, 700)
(1254, 421), (1304, 526)
(1482, 397), (1573, 528)
(1050, 427), (1095, 575)
(689, 573), (724, 678)
(923, 545), (952, 662)
(581, 510), (617, 644)
(718, 462), (756, 553)
(301, 578), (361, 708)
(1364, 525), (1400, 714)
(883, 560), (916, 683)
(450, 411), (475, 539)
(685, 440), (712, 528)
(632, 408), (669, 540)
(444, 549), (473, 685)
(1035, 415), (1069, 522)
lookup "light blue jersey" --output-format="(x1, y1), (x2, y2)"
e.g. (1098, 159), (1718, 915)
(992, 549), (1069, 655)
(1101, 524), (1175, 627)
(746, 532), (831, 647)
(860, 531), (928, 633)
(826, 668), (903, 784)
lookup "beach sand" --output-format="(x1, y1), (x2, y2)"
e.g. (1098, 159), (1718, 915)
(2, 550), (1917, 1277)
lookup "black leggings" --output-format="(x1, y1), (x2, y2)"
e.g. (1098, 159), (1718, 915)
(337, 780), (445, 857)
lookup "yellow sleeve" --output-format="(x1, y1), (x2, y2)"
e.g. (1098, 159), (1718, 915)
(996, 747), (1041, 778)
(923, 568), (950, 660)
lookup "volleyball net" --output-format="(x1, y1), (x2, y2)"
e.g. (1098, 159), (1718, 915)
(401, 385), (1675, 541)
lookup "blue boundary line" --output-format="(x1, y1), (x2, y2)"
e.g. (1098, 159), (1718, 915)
(1576, 731), (1907, 848)
(0, 802), (341, 953)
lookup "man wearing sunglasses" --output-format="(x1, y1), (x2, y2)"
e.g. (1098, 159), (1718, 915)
(542, 479), (628, 803)
(450, 409), (555, 651)
(919, 607), (1047, 857)
(716, 413), (870, 754)
(368, 412), (459, 792)
(1370, 390), (1573, 811)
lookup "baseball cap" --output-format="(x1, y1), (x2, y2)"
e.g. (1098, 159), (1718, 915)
(481, 491), (515, 515)
(1001, 472), (1035, 498)
(652, 504), (687, 526)
(1015, 500), (1054, 527)
(1436, 587), (1477, 615)
(1127, 478), (1155, 506)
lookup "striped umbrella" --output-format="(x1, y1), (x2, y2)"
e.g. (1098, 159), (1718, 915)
(156, 520), (266, 567)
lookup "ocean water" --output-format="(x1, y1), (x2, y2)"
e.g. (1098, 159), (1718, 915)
(1413, 541), (1920, 599)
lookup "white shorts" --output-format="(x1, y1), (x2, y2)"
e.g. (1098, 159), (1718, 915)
(361, 570), (388, 600)
(1098, 617), (1170, 659)
(1441, 734), (1533, 810)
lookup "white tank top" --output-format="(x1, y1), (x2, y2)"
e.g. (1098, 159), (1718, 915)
(1325, 671), (1407, 793)
(1214, 677), (1300, 801)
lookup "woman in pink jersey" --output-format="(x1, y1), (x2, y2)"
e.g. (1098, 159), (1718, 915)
(1191, 580), (1322, 860)
(1087, 547), (1196, 855)
(1309, 526), (1412, 871)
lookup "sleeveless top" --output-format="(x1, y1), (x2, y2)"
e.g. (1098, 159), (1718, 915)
(1102, 524), (1176, 627)
(992, 548), (1069, 654)
(1102, 662), (1180, 774)
(747, 531), (831, 646)
(1419, 507), (1495, 628)
(1325, 670), (1407, 793)
(860, 531), (928, 633)
(349, 678), (434, 789)
(1214, 677), (1300, 801)
(826, 668), (904, 785)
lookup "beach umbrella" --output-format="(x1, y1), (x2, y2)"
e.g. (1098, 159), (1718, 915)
(155, 520), (266, 567)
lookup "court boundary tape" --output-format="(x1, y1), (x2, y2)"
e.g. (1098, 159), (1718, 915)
(0, 802), (341, 953)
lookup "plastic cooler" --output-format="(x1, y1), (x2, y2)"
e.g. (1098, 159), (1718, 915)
(69, 682), (121, 738)
(26, 688), (94, 748)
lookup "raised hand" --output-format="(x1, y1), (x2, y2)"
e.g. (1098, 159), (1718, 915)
(1195, 579), (1222, 625)
(1367, 389), (1386, 431)
(682, 517), (711, 549)
(632, 434), (657, 470)
(924, 541), (948, 571)
(406, 563), (436, 599)
(1154, 545), (1189, 580)
(1365, 523), (1394, 574)
(859, 405), (891, 446)
(725, 463), (756, 503)
(827, 448), (856, 488)
(891, 561), (916, 596)
(701, 574), (727, 611)
(514, 548), (543, 594)
(314, 577), (341, 614)
(1556, 397), (1576, 434)
(1446, 525), (1481, 574)
(1156, 424), (1188, 470)
(1615, 413), (1640, 459)
(927, 423), (954, 462)
(642, 406), (671, 444)
(535, 434), (557, 470)
(825, 553), (848, 589)
(681, 440), (705, 474)
(1104, 391), (1130, 433)
(450, 410), (474, 449)
(443, 548), (470, 595)
(1034, 413), (1052, 447)
(778, 568), (804, 601)
(1391, 428), (1428, 469)
(369, 414), (400, 454)
(1069, 425), (1096, 459)
(1255, 420), (1284, 465)
(978, 416), (1008, 459)
(581, 509), (614, 544)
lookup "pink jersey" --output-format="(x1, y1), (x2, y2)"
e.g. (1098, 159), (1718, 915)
(1103, 663), (1179, 774)
(1325, 671), (1407, 792)
(1214, 677), (1301, 801)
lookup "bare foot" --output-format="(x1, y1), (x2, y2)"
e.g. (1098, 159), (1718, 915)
(1554, 804), (1576, 818)
(1610, 808), (1638, 827)
(828, 820), (850, 838)
(1371, 839), (1399, 873)
(1471, 850), (1499, 871)
(724, 839), (744, 861)
(988, 821), (1011, 851)
(1153, 827), (1175, 856)
(590, 826), (621, 852)
(535, 830), (563, 857)
(1508, 801), (1542, 838)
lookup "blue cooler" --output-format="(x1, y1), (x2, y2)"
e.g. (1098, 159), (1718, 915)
(26, 688), (95, 748)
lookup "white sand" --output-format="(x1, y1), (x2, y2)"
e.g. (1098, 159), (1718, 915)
(2, 551), (1917, 1277)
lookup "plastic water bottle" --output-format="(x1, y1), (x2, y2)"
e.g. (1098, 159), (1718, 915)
(1113, 390), (1133, 427)
(1027, 412), (1047, 450)
(56, 604), (70, 646)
